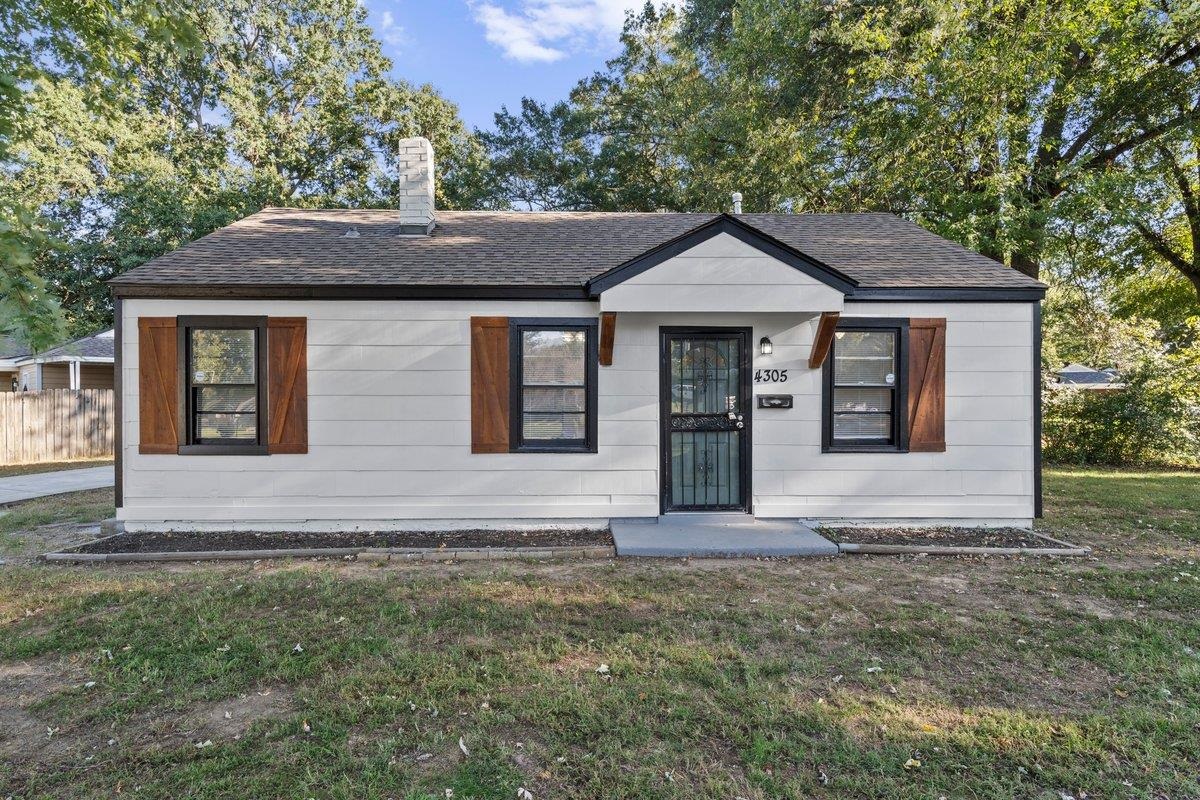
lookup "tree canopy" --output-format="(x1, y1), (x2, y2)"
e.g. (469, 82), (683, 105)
(1, 0), (489, 344)
(2, 0), (1198, 376)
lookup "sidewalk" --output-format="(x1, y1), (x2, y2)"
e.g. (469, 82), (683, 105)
(0, 466), (114, 505)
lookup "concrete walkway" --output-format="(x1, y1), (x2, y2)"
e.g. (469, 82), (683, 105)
(612, 514), (839, 558)
(0, 466), (114, 505)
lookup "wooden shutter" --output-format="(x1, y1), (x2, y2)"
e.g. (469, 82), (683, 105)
(267, 317), (308, 454)
(138, 317), (180, 454)
(471, 316), (510, 453)
(908, 318), (946, 452)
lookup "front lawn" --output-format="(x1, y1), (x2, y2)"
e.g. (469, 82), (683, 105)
(0, 468), (1196, 799)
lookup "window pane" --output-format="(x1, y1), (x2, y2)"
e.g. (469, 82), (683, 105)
(522, 330), (585, 385)
(196, 385), (256, 413)
(833, 387), (892, 413)
(524, 387), (586, 413)
(523, 413), (586, 441)
(833, 412), (891, 440)
(191, 329), (255, 384)
(834, 330), (895, 385)
(195, 412), (256, 440)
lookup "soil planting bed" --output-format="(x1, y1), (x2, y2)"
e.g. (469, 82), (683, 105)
(823, 527), (1064, 549)
(69, 528), (613, 555)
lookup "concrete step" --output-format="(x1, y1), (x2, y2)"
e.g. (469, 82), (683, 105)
(612, 514), (838, 558)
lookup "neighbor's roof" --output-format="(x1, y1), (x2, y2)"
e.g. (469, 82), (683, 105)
(110, 208), (1046, 296)
(0, 335), (31, 361)
(12, 329), (114, 364)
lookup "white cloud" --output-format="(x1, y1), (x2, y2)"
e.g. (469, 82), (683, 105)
(469, 0), (671, 63)
(378, 9), (408, 47)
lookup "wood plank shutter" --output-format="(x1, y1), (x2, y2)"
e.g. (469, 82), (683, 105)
(138, 317), (180, 454)
(471, 316), (510, 453)
(908, 318), (946, 452)
(267, 317), (308, 454)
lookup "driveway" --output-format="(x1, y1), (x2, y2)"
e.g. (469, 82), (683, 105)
(0, 466), (114, 504)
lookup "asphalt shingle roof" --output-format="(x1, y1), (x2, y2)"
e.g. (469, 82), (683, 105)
(34, 330), (114, 362)
(110, 208), (1045, 292)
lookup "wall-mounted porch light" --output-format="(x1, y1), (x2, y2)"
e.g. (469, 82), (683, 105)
(759, 336), (773, 355)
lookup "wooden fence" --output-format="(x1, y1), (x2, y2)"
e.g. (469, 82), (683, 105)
(0, 389), (115, 465)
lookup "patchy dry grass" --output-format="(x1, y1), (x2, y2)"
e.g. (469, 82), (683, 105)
(0, 468), (1197, 799)
(0, 488), (113, 559)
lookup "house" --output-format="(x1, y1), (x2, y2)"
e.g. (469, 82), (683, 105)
(0, 336), (24, 392)
(109, 137), (1046, 533)
(0, 330), (116, 392)
(1052, 362), (1123, 391)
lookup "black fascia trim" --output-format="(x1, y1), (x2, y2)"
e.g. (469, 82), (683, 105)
(586, 214), (859, 296)
(822, 317), (910, 454)
(848, 286), (1046, 302)
(113, 296), (123, 508)
(1033, 301), (1043, 518)
(509, 317), (600, 454)
(111, 283), (592, 301)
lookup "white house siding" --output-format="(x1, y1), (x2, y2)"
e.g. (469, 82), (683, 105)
(600, 232), (844, 313)
(749, 301), (1035, 523)
(119, 297), (1034, 529)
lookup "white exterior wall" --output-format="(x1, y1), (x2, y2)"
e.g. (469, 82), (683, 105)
(600, 233), (844, 313)
(119, 296), (1034, 529)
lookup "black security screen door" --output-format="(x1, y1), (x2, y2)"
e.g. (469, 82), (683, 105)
(660, 328), (751, 512)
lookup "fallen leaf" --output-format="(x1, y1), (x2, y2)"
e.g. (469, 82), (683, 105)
(459, 736), (469, 757)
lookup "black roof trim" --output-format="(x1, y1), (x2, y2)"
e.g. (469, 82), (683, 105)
(847, 286), (1046, 302)
(110, 284), (1046, 303)
(585, 214), (859, 296)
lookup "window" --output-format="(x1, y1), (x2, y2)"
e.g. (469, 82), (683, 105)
(181, 316), (267, 455)
(823, 319), (908, 452)
(510, 319), (598, 452)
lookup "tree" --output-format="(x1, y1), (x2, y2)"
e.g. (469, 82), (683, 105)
(0, 0), (196, 350)
(484, 0), (1200, 288)
(4, 0), (492, 340)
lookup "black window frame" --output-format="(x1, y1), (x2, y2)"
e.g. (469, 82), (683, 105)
(178, 315), (269, 456)
(822, 317), (909, 453)
(509, 317), (599, 453)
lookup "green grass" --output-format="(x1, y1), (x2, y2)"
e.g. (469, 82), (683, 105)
(0, 458), (113, 479)
(0, 469), (1197, 798)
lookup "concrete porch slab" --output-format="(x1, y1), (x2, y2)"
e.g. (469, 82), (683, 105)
(612, 514), (839, 558)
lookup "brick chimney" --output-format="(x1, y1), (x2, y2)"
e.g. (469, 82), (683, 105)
(398, 136), (435, 235)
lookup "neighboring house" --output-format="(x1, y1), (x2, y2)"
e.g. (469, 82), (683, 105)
(109, 137), (1046, 533)
(0, 335), (25, 392)
(1052, 362), (1124, 391)
(4, 330), (115, 392)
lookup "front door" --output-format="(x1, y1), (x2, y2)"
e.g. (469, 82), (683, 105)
(660, 328), (751, 512)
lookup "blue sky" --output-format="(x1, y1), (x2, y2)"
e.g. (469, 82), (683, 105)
(359, 1), (670, 131)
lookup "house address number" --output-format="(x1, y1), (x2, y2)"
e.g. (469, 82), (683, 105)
(753, 369), (788, 383)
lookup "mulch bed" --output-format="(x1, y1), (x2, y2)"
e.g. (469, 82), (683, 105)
(823, 526), (1058, 548)
(70, 528), (613, 555)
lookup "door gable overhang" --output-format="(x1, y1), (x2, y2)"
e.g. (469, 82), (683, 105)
(586, 214), (858, 297)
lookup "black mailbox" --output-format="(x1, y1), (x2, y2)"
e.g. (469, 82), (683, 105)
(757, 394), (793, 409)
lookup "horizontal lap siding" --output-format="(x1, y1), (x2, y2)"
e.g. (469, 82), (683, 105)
(120, 299), (658, 523)
(752, 301), (1034, 521)
(120, 298), (1034, 525)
